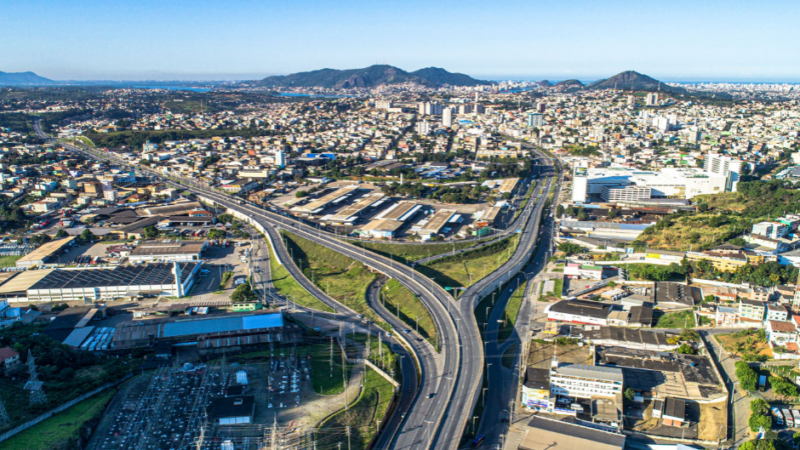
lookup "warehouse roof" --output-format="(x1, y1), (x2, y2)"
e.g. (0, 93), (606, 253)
(208, 396), (255, 420)
(549, 300), (613, 320)
(361, 219), (404, 233)
(327, 193), (384, 222)
(130, 242), (205, 257)
(0, 270), (53, 294)
(16, 236), (77, 266)
(161, 313), (283, 338)
(519, 416), (625, 450)
(29, 263), (199, 290)
(553, 363), (624, 383)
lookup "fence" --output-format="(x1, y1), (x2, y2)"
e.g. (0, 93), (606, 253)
(0, 373), (134, 443)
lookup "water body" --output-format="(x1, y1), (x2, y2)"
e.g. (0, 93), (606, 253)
(133, 86), (212, 92)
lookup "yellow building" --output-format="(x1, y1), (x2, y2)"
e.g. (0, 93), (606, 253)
(686, 247), (762, 273)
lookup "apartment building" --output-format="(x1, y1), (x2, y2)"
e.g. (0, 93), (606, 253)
(549, 364), (624, 399)
(739, 299), (766, 322)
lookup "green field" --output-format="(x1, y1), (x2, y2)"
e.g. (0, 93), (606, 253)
(0, 388), (117, 450)
(297, 341), (353, 395)
(498, 281), (527, 343)
(380, 279), (438, 347)
(265, 239), (334, 312)
(318, 367), (396, 450)
(349, 240), (477, 263)
(346, 333), (399, 377)
(283, 232), (384, 327)
(653, 309), (696, 328)
(0, 255), (21, 267)
(540, 278), (562, 300)
(417, 235), (520, 293)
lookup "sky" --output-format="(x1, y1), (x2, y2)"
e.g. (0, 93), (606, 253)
(3, 0), (800, 82)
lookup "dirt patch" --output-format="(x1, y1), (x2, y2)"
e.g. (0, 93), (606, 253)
(527, 341), (592, 369)
(698, 399), (727, 441)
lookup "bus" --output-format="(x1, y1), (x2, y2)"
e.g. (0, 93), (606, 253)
(771, 407), (784, 426)
(782, 409), (793, 427)
(471, 435), (485, 448)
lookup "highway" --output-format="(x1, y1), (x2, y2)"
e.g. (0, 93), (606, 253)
(44, 126), (461, 450)
(42, 121), (562, 450)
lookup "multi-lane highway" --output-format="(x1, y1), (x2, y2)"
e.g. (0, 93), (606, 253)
(43, 121), (560, 450)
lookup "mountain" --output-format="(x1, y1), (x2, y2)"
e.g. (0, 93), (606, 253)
(0, 71), (53, 86)
(409, 67), (491, 87)
(588, 70), (687, 93)
(556, 79), (584, 87)
(536, 80), (553, 87)
(257, 65), (490, 89)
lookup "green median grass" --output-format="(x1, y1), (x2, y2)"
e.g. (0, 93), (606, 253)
(417, 235), (520, 293)
(298, 340), (353, 395)
(0, 387), (116, 450)
(282, 232), (386, 329)
(380, 278), (438, 348)
(349, 240), (478, 263)
(497, 281), (527, 343)
(265, 237), (334, 312)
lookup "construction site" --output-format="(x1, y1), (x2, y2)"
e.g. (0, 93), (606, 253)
(87, 340), (364, 450)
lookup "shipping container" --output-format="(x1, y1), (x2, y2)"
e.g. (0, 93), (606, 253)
(783, 409), (793, 427)
(772, 407), (784, 426)
(792, 410), (800, 427)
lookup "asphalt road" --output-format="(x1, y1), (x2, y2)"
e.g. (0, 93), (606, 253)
(54, 134), (462, 450)
(49, 123), (563, 450)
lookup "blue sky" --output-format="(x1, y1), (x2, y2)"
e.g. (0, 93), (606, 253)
(3, 0), (799, 81)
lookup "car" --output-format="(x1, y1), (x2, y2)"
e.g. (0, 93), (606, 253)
(403, 329), (411, 333)
(313, 327), (322, 332)
(357, 314), (364, 319)
(426, 393), (436, 399)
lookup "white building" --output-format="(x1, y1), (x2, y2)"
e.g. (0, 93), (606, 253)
(571, 167), (728, 203)
(704, 154), (743, 192)
(416, 121), (431, 136)
(549, 363), (624, 399)
(442, 108), (453, 127)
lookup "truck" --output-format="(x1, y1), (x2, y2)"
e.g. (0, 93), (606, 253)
(771, 407), (784, 426)
(759, 375), (768, 391)
(60, 219), (73, 227)
(792, 410), (800, 428)
(783, 408), (794, 427)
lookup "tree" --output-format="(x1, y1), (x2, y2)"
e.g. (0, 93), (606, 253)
(80, 228), (94, 241)
(624, 388), (635, 402)
(55, 229), (69, 238)
(30, 233), (52, 246)
(769, 376), (798, 398)
(697, 203), (709, 212)
(676, 343), (696, 354)
(208, 229), (226, 240)
(230, 283), (257, 303)
(735, 360), (758, 392)
(607, 209), (618, 219)
(607, 281), (617, 288)
(143, 226), (159, 239)
(295, 190), (308, 198)
(750, 398), (770, 416)
(555, 204), (564, 218)
(793, 431), (800, 448)
(748, 412), (772, 433)
(557, 242), (584, 256)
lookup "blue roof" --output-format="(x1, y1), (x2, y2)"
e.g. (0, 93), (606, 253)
(162, 313), (283, 338)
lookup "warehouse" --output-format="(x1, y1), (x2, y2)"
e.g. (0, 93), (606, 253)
(291, 185), (358, 215)
(15, 236), (77, 268)
(128, 242), (206, 263)
(545, 300), (614, 326)
(359, 201), (424, 238)
(24, 262), (202, 303)
(415, 209), (456, 239)
(325, 192), (385, 224)
(518, 416), (626, 450)
(112, 312), (303, 353)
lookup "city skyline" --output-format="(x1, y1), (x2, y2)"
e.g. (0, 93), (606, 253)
(3, 0), (800, 82)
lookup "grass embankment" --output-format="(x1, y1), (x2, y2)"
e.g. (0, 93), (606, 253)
(266, 239), (333, 312)
(0, 387), (116, 450)
(319, 367), (396, 450)
(653, 309), (696, 328)
(417, 235), (520, 293)
(283, 232), (384, 327)
(319, 334), (398, 450)
(539, 278), (563, 301)
(380, 279), (438, 347)
(498, 281), (527, 343)
(0, 255), (22, 267)
(346, 333), (399, 377)
(298, 340), (353, 395)
(349, 240), (477, 263)
(715, 330), (773, 360)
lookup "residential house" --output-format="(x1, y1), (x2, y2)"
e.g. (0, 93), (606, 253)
(739, 299), (766, 322)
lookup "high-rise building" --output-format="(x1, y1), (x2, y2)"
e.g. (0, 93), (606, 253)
(375, 100), (393, 110)
(458, 104), (473, 115)
(418, 102), (443, 116)
(275, 150), (286, 169)
(536, 102), (546, 113)
(627, 95), (635, 108)
(704, 154), (743, 192)
(646, 93), (659, 106)
(442, 108), (453, 127)
(416, 120), (430, 135)
(527, 112), (544, 128)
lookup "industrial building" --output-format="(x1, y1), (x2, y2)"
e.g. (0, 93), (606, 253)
(15, 236), (77, 268)
(571, 167), (728, 204)
(3, 262), (202, 303)
(518, 416), (625, 450)
(112, 312), (303, 354)
(291, 185), (359, 215)
(359, 201), (423, 239)
(546, 300), (615, 326)
(128, 241), (206, 263)
(325, 192), (385, 224)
